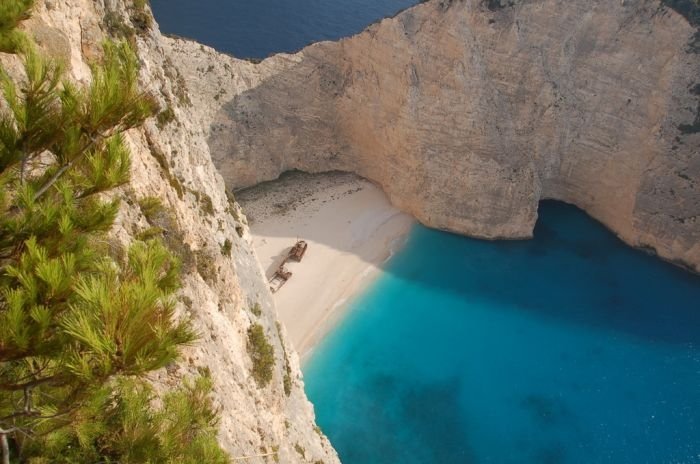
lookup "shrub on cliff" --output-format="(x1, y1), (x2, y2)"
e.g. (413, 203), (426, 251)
(0, 24), (228, 464)
(247, 323), (275, 387)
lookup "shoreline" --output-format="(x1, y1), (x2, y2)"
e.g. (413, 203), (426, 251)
(237, 171), (414, 360)
(298, 225), (411, 362)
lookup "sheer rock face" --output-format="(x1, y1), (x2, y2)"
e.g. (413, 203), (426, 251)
(200, 0), (700, 272)
(12, 1), (339, 462)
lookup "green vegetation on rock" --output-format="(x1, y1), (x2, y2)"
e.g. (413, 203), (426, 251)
(0, 9), (228, 462)
(0, 0), (33, 53)
(103, 0), (153, 44)
(247, 323), (275, 387)
(220, 238), (233, 257)
(139, 195), (166, 221)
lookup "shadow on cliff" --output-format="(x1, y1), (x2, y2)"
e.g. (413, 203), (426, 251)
(207, 48), (350, 180)
(240, 172), (700, 346)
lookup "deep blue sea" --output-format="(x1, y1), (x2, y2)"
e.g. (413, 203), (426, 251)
(304, 202), (700, 464)
(150, 0), (417, 59)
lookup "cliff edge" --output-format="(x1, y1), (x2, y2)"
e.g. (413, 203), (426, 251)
(195, 0), (700, 272)
(7, 0), (339, 462)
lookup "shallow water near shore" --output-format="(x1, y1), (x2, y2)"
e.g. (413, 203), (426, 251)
(303, 201), (700, 464)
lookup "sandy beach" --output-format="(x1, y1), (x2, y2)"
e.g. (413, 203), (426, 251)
(237, 172), (414, 359)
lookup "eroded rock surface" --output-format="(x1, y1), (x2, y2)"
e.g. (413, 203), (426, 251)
(5, 1), (340, 462)
(186, 0), (700, 271)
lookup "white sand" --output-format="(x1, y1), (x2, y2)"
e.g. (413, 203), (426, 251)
(237, 172), (414, 359)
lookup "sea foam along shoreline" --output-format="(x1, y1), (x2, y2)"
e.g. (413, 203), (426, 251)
(237, 171), (414, 360)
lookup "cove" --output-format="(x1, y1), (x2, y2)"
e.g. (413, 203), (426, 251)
(150, 0), (418, 59)
(303, 201), (700, 464)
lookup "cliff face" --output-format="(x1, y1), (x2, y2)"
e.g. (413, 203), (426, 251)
(200, 0), (700, 272)
(7, 1), (339, 462)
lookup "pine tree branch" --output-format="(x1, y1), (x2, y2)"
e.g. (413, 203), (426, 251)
(0, 425), (31, 439)
(0, 425), (33, 464)
(32, 116), (143, 201)
(0, 401), (79, 426)
(0, 411), (38, 422)
(1, 430), (11, 464)
(5, 362), (49, 385)
(0, 374), (58, 391)
(23, 385), (31, 413)
(19, 151), (27, 184)
(31, 132), (106, 201)
(0, 425), (31, 464)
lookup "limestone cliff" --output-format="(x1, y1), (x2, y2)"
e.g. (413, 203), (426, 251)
(6, 1), (339, 462)
(196, 0), (700, 272)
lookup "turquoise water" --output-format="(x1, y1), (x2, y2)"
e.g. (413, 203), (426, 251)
(304, 201), (700, 464)
(150, 0), (417, 59)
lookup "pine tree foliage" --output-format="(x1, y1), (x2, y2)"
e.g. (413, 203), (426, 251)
(23, 371), (229, 464)
(0, 44), (162, 366)
(0, 20), (229, 464)
(0, 0), (33, 53)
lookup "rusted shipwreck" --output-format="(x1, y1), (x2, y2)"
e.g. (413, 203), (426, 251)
(268, 240), (308, 293)
(269, 266), (292, 293)
(288, 240), (308, 262)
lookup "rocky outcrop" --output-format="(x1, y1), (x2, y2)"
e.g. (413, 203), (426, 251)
(9, 1), (339, 462)
(195, 0), (700, 272)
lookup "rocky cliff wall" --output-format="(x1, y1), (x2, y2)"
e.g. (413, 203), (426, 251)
(197, 0), (700, 272)
(7, 1), (339, 462)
